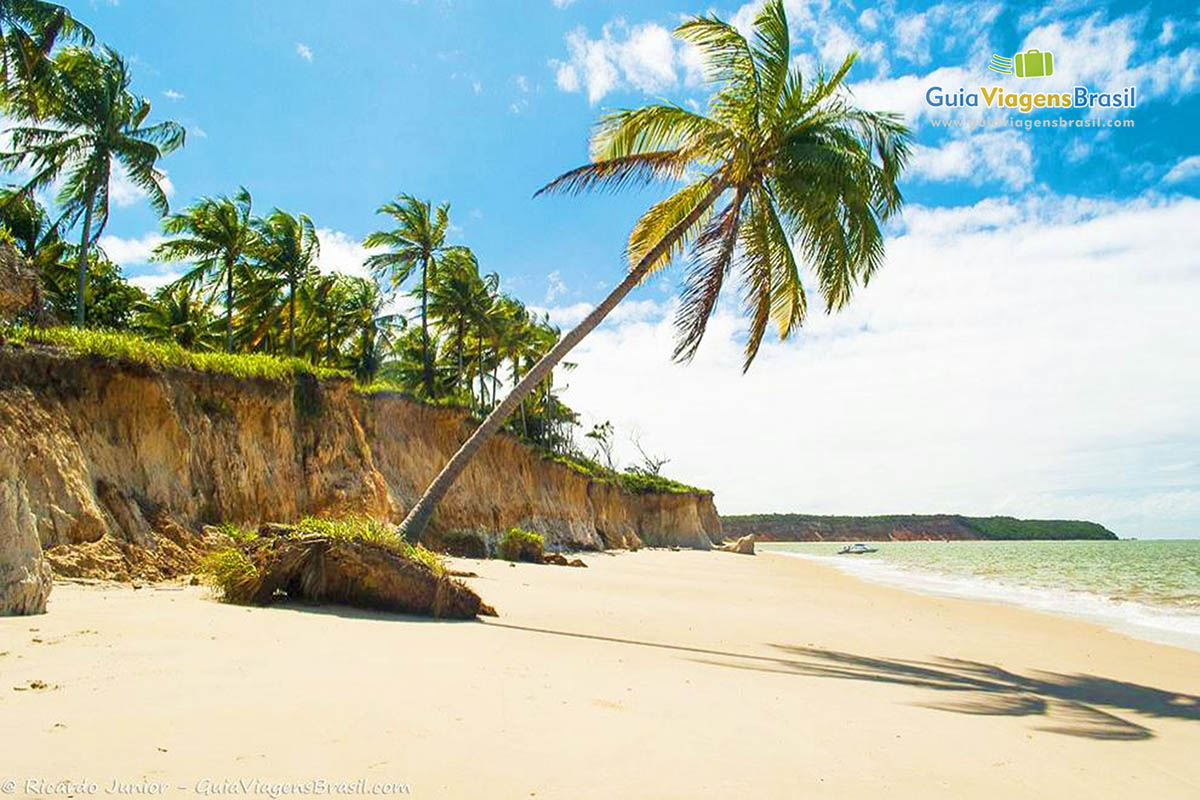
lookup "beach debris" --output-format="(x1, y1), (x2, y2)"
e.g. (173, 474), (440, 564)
(203, 530), (495, 619)
(542, 553), (588, 568)
(716, 534), (756, 555)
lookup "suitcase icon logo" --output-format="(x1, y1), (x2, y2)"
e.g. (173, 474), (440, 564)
(988, 49), (1054, 79)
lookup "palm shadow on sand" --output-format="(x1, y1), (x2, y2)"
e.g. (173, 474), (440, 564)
(484, 622), (1199, 741)
(695, 645), (1200, 741)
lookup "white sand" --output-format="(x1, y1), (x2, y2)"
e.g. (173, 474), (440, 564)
(2, 549), (1199, 799)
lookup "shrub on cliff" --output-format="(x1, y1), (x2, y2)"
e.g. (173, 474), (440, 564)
(499, 527), (543, 563)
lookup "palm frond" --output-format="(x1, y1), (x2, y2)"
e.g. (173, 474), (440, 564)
(672, 188), (746, 362)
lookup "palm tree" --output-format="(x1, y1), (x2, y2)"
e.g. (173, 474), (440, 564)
(135, 281), (220, 350)
(254, 209), (319, 357)
(396, 0), (909, 541)
(0, 185), (64, 266)
(1, 46), (184, 326)
(152, 188), (257, 354)
(340, 275), (404, 382)
(0, 0), (93, 118)
(363, 195), (466, 398)
(427, 248), (498, 406)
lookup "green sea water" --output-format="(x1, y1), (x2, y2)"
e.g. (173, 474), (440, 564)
(761, 539), (1200, 650)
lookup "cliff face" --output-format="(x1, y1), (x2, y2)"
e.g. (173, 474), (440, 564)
(720, 513), (1117, 542)
(0, 346), (720, 611)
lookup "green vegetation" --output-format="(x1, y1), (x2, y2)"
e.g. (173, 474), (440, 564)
(3, 326), (348, 381)
(720, 513), (1118, 541)
(499, 527), (543, 563)
(961, 516), (1117, 541)
(197, 546), (258, 602)
(294, 516), (445, 575)
(215, 522), (259, 545)
(199, 515), (450, 603)
(542, 449), (709, 495)
(2, 43), (183, 326)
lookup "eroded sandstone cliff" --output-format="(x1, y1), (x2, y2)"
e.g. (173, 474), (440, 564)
(0, 345), (720, 612)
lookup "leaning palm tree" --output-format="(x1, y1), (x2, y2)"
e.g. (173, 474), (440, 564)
(254, 208), (319, 357)
(152, 188), (257, 353)
(396, 0), (909, 541)
(364, 195), (466, 398)
(0, 46), (184, 326)
(0, 0), (93, 118)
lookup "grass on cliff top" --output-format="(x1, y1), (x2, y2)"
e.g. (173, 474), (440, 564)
(540, 449), (710, 496)
(3, 326), (349, 382)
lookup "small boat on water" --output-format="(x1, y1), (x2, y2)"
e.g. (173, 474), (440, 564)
(837, 542), (878, 555)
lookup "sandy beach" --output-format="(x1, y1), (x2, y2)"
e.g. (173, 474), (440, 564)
(3, 550), (1199, 799)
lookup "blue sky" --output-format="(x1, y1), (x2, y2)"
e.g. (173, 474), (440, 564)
(61, 0), (1200, 535)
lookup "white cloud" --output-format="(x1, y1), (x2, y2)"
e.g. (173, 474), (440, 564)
(127, 270), (183, 293)
(544, 270), (568, 304)
(550, 21), (684, 103)
(315, 228), (378, 279)
(102, 231), (180, 292)
(1163, 155), (1200, 184)
(1019, 14), (1200, 109)
(551, 193), (1200, 537)
(551, 0), (575, 7)
(99, 232), (165, 267)
(908, 130), (1034, 189)
(296, 43), (313, 62)
(162, 89), (184, 100)
(108, 164), (174, 208)
(1158, 19), (1176, 46)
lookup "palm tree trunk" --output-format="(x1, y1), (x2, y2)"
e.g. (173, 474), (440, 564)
(476, 337), (485, 411)
(288, 277), (296, 357)
(456, 316), (464, 392)
(421, 257), (433, 397)
(74, 193), (95, 327)
(397, 181), (726, 541)
(225, 259), (234, 354)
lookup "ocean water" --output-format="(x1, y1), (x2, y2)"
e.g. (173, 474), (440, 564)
(760, 539), (1200, 652)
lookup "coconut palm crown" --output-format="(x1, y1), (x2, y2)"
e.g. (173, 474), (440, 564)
(412, 0), (910, 541)
(152, 188), (257, 354)
(0, 46), (184, 325)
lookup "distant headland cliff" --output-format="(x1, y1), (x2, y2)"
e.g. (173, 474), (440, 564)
(720, 514), (1118, 542)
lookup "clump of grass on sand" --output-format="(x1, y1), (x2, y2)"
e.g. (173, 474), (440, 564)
(198, 546), (259, 602)
(499, 527), (543, 563)
(4, 326), (348, 382)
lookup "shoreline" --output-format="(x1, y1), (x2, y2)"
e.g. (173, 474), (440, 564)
(761, 545), (1200, 654)
(4, 550), (1199, 798)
